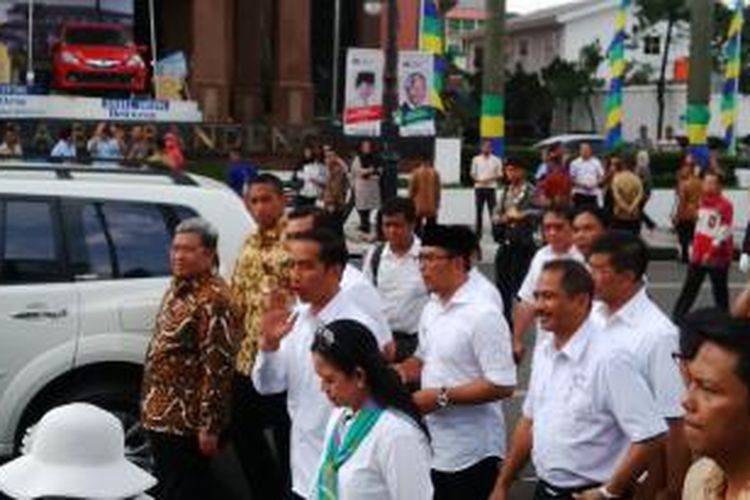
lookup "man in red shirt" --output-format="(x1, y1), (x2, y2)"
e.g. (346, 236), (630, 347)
(673, 171), (734, 322)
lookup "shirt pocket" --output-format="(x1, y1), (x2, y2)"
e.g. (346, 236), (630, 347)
(566, 370), (596, 418)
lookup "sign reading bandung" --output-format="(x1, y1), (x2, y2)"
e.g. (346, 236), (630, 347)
(343, 48), (384, 137)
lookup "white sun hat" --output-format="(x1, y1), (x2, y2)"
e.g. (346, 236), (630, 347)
(0, 402), (157, 499)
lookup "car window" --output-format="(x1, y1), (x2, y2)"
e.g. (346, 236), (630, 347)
(100, 202), (171, 278)
(1, 199), (66, 284)
(65, 27), (128, 46)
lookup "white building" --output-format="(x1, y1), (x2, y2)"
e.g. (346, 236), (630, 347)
(464, 0), (691, 82)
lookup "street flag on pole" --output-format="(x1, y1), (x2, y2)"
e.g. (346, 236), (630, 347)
(605, 0), (630, 150)
(721, 0), (743, 156)
(420, 0), (446, 112)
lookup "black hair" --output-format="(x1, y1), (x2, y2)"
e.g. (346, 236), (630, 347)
(356, 71), (375, 87)
(380, 197), (416, 224)
(543, 204), (576, 225)
(311, 319), (429, 437)
(541, 259), (594, 299)
(573, 205), (608, 229)
(59, 127), (72, 141)
(679, 308), (750, 399)
(589, 230), (649, 281)
(289, 228), (348, 268)
(248, 173), (285, 196)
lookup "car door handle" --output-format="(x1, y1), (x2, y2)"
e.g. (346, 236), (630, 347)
(11, 309), (68, 320)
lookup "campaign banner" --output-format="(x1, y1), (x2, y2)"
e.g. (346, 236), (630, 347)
(0, 94), (202, 122)
(343, 48), (384, 137)
(398, 51), (435, 137)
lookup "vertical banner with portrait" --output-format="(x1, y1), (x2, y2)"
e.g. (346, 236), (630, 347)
(398, 51), (435, 137)
(343, 48), (384, 137)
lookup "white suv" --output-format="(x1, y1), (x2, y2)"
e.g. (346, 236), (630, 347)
(0, 164), (252, 468)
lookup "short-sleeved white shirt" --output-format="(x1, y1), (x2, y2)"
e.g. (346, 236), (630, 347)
(363, 238), (429, 334)
(416, 281), (516, 472)
(309, 408), (433, 500)
(252, 290), (392, 496)
(591, 287), (685, 419)
(523, 318), (667, 488)
(517, 245), (585, 304)
(570, 157), (604, 197)
(471, 154), (503, 188)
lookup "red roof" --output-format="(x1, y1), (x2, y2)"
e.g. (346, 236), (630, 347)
(445, 7), (487, 21)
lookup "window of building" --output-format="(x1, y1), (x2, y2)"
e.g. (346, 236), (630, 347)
(519, 38), (530, 58)
(644, 36), (660, 55)
(461, 19), (474, 30)
(449, 19), (461, 32)
(1, 198), (65, 284)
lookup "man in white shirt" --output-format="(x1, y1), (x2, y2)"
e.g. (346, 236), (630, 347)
(570, 143), (604, 208)
(491, 260), (667, 500)
(513, 206), (583, 363)
(252, 229), (391, 499)
(471, 139), (503, 236)
(363, 197), (429, 361)
(398, 224), (516, 500)
(588, 231), (690, 499)
(287, 206), (390, 340)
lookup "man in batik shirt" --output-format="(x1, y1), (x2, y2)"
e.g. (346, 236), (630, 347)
(142, 218), (239, 500)
(230, 173), (293, 499)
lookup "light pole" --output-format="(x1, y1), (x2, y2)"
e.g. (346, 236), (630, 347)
(364, 0), (399, 202)
(331, 0), (342, 119)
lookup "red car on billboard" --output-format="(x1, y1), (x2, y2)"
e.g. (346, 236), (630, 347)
(52, 22), (148, 94)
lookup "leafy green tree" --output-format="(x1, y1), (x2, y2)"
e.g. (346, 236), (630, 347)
(635, 0), (689, 140)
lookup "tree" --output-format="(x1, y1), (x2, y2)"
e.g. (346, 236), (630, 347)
(636, 0), (689, 140)
(541, 58), (583, 131)
(578, 41), (605, 132)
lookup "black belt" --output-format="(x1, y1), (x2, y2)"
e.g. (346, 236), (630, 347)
(536, 480), (600, 498)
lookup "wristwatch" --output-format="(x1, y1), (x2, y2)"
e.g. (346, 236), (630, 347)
(436, 387), (450, 408)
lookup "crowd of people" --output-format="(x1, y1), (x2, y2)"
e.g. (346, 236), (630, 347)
(0, 122), (186, 170)
(2, 133), (750, 500)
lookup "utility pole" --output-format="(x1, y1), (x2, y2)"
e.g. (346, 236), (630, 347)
(380, 0), (400, 202)
(687, 0), (714, 169)
(481, 0), (506, 157)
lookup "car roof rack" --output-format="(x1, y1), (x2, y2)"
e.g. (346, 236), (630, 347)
(0, 163), (199, 186)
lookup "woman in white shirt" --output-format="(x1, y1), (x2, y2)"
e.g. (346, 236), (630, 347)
(309, 319), (432, 500)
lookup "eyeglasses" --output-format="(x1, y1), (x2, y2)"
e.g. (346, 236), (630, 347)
(417, 252), (453, 264)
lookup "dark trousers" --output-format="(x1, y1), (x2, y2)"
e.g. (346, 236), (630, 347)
(149, 431), (212, 500)
(673, 264), (729, 322)
(495, 240), (536, 328)
(357, 209), (372, 233)
(611, 218), (641, 235)
(431, 456), (500, 500)
(295, 195), (317, 208)
(475, 188), (497, 235)
(231, 374), (291, 500)
(675, 221), (696, 263)
(392, 331), (419, 362)
(533, 480), (601, 500)
(573, 192), (598, 208)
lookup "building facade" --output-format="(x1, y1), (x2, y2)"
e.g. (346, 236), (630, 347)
(156, 0), (423, 125)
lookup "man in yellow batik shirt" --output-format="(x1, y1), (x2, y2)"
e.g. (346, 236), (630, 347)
(230, 173), (293, 499)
